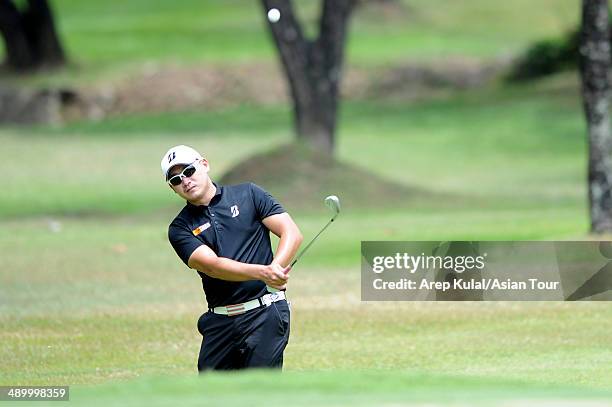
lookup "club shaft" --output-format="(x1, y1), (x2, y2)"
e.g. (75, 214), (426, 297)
(291, 216), (336, 267)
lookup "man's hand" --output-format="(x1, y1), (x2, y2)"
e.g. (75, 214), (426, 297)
(260, 263), (290, 290)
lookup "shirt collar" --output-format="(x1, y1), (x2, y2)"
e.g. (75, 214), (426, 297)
(186, 182), (223, 210)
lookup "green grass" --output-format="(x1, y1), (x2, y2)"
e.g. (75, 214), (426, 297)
(11, 370), (612, 407)
(0, 74), (588, 219)
(55, 0), (576, 63)
(1, 75), (610, 391)
(1, 5), (610, 394)
(32, 104), (293, 136)
(2, 237), (611, 387)
(0, 131), (286, 218)
(2, 0), (580, 87)
(2, 219), (611, 387)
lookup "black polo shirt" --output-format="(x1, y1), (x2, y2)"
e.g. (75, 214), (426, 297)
(168, 182), (285, 308)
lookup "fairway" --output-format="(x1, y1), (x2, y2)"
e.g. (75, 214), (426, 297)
(2, 0), (612, 404)
(1, 77), (610, 402)
(2, 78), (610, 390)
(7, 370), (611, 407)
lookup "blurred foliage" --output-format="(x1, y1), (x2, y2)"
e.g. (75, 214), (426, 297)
(506, 29), (581, 82)
(508, 14), (612, 82)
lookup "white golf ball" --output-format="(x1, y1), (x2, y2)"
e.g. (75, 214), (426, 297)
(267, 8), (280, 23)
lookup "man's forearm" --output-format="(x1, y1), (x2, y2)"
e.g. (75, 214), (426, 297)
(193, 256), (264, 282)
(187, 245), (288, 288)
(272, 229), (303, 267)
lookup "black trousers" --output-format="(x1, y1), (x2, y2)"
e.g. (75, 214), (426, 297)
(196, 299), (290, 371)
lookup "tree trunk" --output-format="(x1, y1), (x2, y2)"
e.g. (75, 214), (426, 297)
(0, 0), (34, 69)
(23, 0), (66, 66)
(261, 0), (355, 155)
(580, 0), (612, 233)
(0, 0), (65, 71)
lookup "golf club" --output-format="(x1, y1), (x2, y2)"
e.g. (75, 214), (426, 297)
(267, 195), (341, 292)
(290, 195), (341, 267)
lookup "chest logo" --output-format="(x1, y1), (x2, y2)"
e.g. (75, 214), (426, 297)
(231, 205), (240, 218)
(192, 222), (211, 236)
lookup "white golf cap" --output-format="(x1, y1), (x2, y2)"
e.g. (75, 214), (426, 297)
(161, 145), (203, 180)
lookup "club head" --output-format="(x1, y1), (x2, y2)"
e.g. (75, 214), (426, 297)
(324, 195), (341, 219)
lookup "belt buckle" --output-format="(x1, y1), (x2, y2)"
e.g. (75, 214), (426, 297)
(262, 294), (274, 307)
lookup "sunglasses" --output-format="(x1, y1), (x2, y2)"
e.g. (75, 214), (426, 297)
(167, 162), (198, 186)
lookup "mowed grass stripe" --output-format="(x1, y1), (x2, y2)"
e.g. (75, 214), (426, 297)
(1, 302), (610, 387)
(17, 370), (612, 407)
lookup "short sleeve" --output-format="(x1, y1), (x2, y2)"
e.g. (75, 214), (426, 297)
(249, 183), (285, 220)
(168, 220), (204, 267)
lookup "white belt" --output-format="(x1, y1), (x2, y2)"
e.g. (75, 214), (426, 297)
(211, 291), (286, 316)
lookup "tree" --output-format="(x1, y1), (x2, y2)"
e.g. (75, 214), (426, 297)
(261, 0), (356, 155)
(579, 0), (612, 233)
(0, 0), (66, 71)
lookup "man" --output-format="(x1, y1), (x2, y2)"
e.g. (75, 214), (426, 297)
(161, 145), (303, 371)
